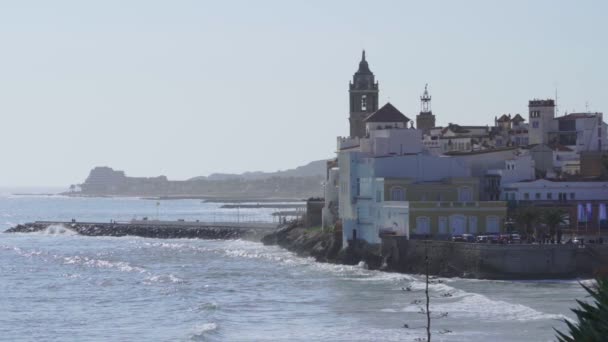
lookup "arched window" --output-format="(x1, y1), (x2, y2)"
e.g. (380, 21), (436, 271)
(390, 187), (406, 201)
(361, 95), (367, 111)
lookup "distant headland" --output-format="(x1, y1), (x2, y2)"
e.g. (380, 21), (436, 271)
(65, 160), (329, 200)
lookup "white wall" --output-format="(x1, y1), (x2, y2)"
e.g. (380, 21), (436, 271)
(503, 179), (608, 201)
(370, 128), (424, 156)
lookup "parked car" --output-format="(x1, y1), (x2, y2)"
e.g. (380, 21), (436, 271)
(462, 234), (475, 243)
(488, 235), (500, 244)
(499, 234), (511, 243)
(452, 235), (465, 242)
(510, 233), (521, 243)
(476, 235), (489, 243)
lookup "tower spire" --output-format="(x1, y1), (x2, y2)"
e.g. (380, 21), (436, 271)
(420, 83), (432, 113)
(362, 49), (366, 62)
(416, 83), (436, 135)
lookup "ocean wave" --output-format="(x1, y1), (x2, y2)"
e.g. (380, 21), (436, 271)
(396, 278), (568, 322)
(191, 322), (219, 340)
(40, 224), (78, 236)
(144, 274), (186, 284)
(62, 255), (146, 273)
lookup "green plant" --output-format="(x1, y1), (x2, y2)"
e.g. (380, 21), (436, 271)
(543, 209), (568, 243)
(556, 277), (608, 341)
(515, 207), (541, 239)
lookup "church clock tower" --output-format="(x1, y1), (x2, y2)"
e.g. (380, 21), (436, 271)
(349, 50), (379, 138)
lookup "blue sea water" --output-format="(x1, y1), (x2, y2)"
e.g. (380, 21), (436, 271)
(0, 195), (588, 341)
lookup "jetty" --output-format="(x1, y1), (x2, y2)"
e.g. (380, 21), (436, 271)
(5, 220), (280, 240)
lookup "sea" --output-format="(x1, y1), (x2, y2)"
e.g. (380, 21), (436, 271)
(0, 193), (589, 341)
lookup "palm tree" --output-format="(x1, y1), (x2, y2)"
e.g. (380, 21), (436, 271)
(556, 277), (608, 341)
(543, 209), (568, 243)
(515, 207), (541, 241)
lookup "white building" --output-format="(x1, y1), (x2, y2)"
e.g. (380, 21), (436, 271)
(550, 112), (607, 152)
(502, 179), (608, 202)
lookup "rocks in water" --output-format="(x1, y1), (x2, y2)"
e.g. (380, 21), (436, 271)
(5, 222), (259, 240)
(261, 222), (385, 270)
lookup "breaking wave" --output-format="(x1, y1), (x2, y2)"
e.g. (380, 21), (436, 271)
(138, 239), (569, 324)
(41, 224), (77, 236)
(190, 322), (218, 340)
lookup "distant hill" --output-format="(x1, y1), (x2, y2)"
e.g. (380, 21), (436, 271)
(189, 159), (329, 181)
(72, 159), (331, 199)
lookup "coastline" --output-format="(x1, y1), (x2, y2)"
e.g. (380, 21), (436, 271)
(261, 222), (384, 269)
(261, 222), (608, 280)
(6, 218), (607, 281)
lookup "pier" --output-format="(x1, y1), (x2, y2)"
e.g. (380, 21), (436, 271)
(5, 220), (280, 240)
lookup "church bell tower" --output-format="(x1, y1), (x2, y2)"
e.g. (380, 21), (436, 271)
(349, 50), (379, 138)
(415, 84), (436, 135)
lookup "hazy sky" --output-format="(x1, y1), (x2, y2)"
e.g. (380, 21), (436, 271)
(1, 0), (606, 187)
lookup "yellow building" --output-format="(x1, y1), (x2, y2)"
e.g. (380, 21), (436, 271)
(383, 177), (507, 236)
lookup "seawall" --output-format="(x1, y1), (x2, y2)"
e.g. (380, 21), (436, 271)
(382, 237), (608, 279)
(261, 224), (608, 279)
(5, 221), (275, 240)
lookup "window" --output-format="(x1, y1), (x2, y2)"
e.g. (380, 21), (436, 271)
(438, 217), (448, 234)
(376, 190), (382, 202)
(570, 192), (575, 200)
(468, 216), (478, 234)
(449, 215), (466, 235)
(458, 186), (473, 202)
(416, 216), (430, 234)
(547, 192), (552, 200)
(390, 187), (405, 201)
(532, 121), (539, 128)
(361, 95), (367, 111)
(356, 178), (360, 196)
(486, 216), (500, 233)
(524, 193), (530, 200)
(535, 193), (541, 200)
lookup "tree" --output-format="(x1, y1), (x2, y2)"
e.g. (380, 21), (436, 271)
(515, 207), (542, 241)
(555, 277), (608, 341)
(543, 209), (568, 243)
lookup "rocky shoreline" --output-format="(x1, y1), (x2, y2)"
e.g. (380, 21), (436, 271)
(261, 222), (384, 269)
(10, 220), (604, 280)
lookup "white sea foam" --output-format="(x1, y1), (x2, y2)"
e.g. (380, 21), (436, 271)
(191, 322), (219, 340)
(42, 224), (77, 236)
(144, 274), (185, 284)
(207, 240), (570, 324)
(62, 255), (146, 273)
(396, 277), (569, 322)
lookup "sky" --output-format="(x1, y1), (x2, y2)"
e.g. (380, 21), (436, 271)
(1, 0), (606, 187)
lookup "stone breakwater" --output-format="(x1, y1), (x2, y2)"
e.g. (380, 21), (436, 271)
(5, 221), (274, 240)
